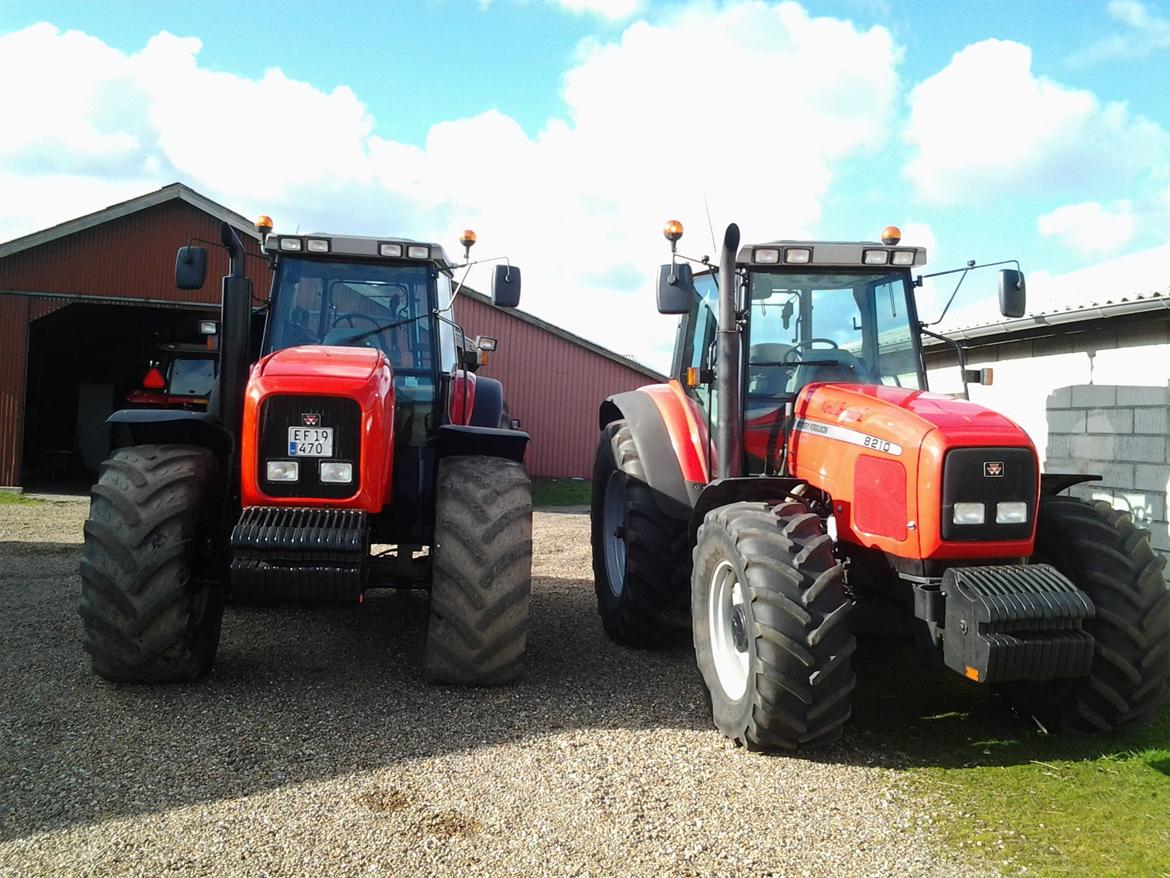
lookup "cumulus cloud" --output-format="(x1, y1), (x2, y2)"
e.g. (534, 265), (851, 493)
(550, 0), (644, 21)
(0, 8), (899, 369)
(1068, 0), (1170, 65)
(902, 39), (1170, 207)
(1037, 201), (1137, 254)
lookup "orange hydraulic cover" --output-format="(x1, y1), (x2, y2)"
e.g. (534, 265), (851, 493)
(787, 383), (1039, 561)
(241, 345), (396, 511)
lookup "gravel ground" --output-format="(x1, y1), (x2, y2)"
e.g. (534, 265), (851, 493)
(0, 499), (991, 878)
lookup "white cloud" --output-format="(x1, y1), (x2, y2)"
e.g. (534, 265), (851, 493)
(903, 39), (1170, 207)
(550, 0), (644, 21)
(1036, 200), (1137, 255)
(0, 7), (900, 370)
(1068, 0), (1170, 65)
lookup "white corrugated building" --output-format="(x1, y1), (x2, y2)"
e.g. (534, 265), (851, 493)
(923, 243), (1170, 557)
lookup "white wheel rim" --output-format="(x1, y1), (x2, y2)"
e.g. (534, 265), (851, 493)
(708, 559), (749, 699)
(602, 470), (627, 597)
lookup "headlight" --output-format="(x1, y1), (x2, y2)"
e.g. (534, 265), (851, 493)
(753, 248), (780, 264)
(952, 502), (985, 525)
(863, 249), (890, 265)
(379, 242), (403, 257)
(406, 245), (430, 259)
(320, 461), (353, 484)
(267, 460), (299, 481)
(784, 248), (811, 264)
(996, 501), (1028, 524)
(891, 250), (916, 265)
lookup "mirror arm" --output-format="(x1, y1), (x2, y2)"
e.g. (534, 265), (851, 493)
(919, 257), (1023, 327)
(672, 251), (713, 275)
(446, 255), (513, 313)
(919, 257), (1022, 280)
(919, 323), (970, 401)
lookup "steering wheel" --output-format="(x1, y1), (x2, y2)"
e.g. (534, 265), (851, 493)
(782, 338), (840, 363)
(321, 312), (388, 349)
(333, 312), (385, 332)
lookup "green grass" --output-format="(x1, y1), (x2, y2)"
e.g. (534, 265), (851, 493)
(0, 492), (43, 506)
(849, 639), (1170, 877)
(532, 477), (591, 508)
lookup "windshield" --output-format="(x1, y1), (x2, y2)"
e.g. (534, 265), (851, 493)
(746, 269), (922, 395)
(264, 258), (433, 373)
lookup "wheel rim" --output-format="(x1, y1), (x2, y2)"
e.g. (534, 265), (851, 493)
(708, 559), (750, 700)
(602, 470), (628, 597)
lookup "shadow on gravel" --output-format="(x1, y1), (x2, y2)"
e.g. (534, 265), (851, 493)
(844, 636), (1170, 774)
(3, 538), (1167, 843)
(0, 551), (704, 842)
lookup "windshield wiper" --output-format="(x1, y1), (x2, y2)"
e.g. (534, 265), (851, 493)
(342, 312), (430, 343)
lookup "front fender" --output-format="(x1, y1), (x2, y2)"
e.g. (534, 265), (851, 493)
(107, 409), (233, 475)
(600, 383), (709, 518)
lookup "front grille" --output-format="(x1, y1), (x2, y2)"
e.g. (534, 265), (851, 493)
(259, 395), (362, 499)
(941, 447), (1036, 542)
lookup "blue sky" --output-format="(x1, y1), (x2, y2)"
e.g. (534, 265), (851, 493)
(2, 1), (1168, 369)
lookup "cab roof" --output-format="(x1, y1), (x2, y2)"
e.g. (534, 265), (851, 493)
(737, 239), (928, 269)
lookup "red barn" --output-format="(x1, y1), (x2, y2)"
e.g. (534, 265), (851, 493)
(0, 184), (660, 489)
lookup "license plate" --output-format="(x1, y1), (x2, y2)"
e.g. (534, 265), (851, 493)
(287, 426), (334, 457)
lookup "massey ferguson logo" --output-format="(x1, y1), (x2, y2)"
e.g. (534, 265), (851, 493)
(301, 413), (320, 427)
(984, 461), (1004, 477)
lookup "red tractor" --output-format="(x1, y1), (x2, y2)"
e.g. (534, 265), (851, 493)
(80, 219), (531, 685)
(592, 221), (1170, 749)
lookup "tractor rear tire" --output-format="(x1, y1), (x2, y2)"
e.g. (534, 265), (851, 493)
(590, 420), (689, 647)
(999, 496), (1170, 732)
(692, 501), (856, 750)
(425, 455), (532, 685)
(78, 444), (224, 683)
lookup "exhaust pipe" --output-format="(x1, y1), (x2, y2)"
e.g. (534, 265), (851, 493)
(716, 223), (742, 479)
(217, 222), (253, 444)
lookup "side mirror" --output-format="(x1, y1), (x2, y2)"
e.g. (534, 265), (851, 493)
(492, 265), (521, 308)
(176, 246), (208, 290)
(657, 263), (695, 315)
(999, 268), (1025, 318)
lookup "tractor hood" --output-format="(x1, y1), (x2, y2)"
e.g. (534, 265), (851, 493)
(799, 384), (1028, 438)
(256, 345), (385, 382)
(786, 383), (1037, 560)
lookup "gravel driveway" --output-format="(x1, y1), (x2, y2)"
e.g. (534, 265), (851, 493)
(0, 499), (987, 878)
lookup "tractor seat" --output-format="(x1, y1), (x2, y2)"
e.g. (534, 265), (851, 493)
(747, 343), (794, 397)
(793, 351), (869, 392)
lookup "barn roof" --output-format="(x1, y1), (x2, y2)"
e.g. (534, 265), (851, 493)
(0, 183), (259, 261)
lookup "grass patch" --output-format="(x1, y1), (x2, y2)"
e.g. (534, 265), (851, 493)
(532, 477), (591, 508)
(849, 639), (1170, 877)
(0, 492), (43, 506)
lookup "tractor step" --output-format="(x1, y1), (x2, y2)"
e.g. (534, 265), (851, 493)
(229, 507), (368, 601)
(940, 564), (1095, 684)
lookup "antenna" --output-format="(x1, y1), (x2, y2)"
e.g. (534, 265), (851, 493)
(703, 194), (717, 256)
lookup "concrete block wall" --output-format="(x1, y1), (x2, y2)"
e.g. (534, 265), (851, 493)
(1045, 383), (1170, 558)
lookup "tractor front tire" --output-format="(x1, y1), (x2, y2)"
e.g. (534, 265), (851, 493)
(425, 455), (532, 685)
(1000, 496), (1170, 732)
(590, 420), (689, 647)
(692, 501), (856, 750)
(79, 444), (224, 683)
